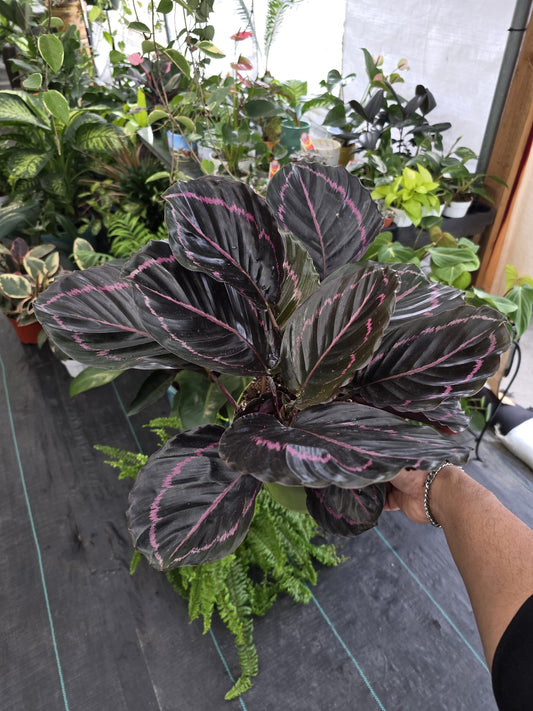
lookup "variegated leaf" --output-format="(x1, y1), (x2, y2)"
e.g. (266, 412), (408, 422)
(381, 397), (471, 433)
(219, 402), (472, 489)
(280, 264), (398, 406)
(34, 262), (186, 370)
(127, 425), (262, 569)
(351, 304), (511, 412)
(125, 241), (281, 376)
(376, 262), (466, 323)
(266, 162), (383, 280)
(164, 176), (285, 307)
(306, 483), (386, 536)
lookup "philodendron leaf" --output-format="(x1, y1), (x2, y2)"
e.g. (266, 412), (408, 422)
(43, 89), (69, 125)
(127, 370), (177, 416)
(38, 34), (64, 74)
(219, 402), (472, 489)
(23, 73), (42, 90)
(172, 371), (249, 429)
(164, 176), (285, 307)
(69, 367), (124, 396)
(266, 163), (383, 280)
(505, 283), (533, 339)
(34, 262), (188, 370)
(351, 304), (511, 413)
(125, 241), (281, 376)
(274, 232), (320, 328)
(306, 483), (386, 536)
(127, 426), (262, 569)
(281, 264), (398, 406)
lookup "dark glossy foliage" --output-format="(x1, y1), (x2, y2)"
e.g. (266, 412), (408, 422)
(267, 163), (383, 280)
(124, 241), (281, 376)
(219, 403), (471, 489)
(34, 263), (186, 370)
(306, 483), (386, 536)
(128, 426), (262, 569)
(164, 177), (285, 308)
(35, 163), (511, 566)
(280, 264), (398, 406)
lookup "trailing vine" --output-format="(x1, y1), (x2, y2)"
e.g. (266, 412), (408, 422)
(96, 416), (343, 699)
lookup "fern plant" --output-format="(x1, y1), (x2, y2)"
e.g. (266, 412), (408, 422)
(107, 212), (168, 259)
(96, 416), (342, 700)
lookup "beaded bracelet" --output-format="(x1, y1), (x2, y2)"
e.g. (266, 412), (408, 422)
(423, 460), (452, 528)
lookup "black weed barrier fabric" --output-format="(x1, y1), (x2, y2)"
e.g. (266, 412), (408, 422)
(2, 314), (532, 710)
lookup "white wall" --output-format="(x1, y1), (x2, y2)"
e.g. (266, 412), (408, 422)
(342, 0), (515, 157)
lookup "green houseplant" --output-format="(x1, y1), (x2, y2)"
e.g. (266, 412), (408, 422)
(0, 89), (122, 243)
(34, 163), (510, 697)
(414, 145), (504, 218)
(0, 236), (61, 340)
(371, 164), (442, 226)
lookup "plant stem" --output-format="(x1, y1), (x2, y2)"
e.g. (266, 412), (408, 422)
(209, 372), (239, 411)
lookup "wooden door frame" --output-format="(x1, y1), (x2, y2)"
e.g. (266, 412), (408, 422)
(477, 13), (533, 290)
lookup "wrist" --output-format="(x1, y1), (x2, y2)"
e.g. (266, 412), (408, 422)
(429, 464), (476, 527)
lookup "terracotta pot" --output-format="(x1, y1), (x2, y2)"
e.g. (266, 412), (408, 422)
(8, 317), (43, 344)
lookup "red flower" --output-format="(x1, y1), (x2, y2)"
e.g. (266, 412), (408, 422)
(231, 30), (253, 41)
(127, 52), (144, 66)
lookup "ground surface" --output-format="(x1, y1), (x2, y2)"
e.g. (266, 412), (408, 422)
(2, 314), (533, 711)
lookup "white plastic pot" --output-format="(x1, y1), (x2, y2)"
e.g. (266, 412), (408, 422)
(443, 200), (473, 218)
(301, 136), (342, 166)
(390, 207), (412, 227)
(61, 359), (88, 377)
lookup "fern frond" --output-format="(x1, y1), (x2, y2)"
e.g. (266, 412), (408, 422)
(144, 416), (183, 445)
(108, 211), (157, 258)
(94, 445), (148, 479)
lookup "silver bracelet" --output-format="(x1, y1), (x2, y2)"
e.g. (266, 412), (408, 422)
(423, 460), (451, 528)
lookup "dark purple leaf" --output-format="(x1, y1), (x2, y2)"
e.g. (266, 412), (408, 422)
(383, 262), (466, 323)
(219, 402), (471, 489)
(34, 263), (186, 370)
(266, 163), (383, 280)
(381, 397), (470, 434)
(280, 264), (398, 406)
(164, 176), (285, 307)
(306, 483), (386, 536)
(124, 241), (281, 376)
(351, 304), (511, 413)
(127, 425), (262, 569)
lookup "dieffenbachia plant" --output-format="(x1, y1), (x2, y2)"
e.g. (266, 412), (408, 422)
(35, 163), (510, 570)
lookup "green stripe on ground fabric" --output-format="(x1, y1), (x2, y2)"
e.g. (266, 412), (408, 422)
(0, 353), (71, 711)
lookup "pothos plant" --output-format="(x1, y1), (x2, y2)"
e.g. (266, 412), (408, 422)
(35, 162), (509, 651)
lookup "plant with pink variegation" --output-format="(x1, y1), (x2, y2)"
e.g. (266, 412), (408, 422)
(35, 163), (510, 571)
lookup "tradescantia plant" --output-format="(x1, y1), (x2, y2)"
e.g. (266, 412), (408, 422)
(35, 163), (510, 571)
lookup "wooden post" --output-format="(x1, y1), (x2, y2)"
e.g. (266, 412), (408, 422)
(476, 15), (533, 291)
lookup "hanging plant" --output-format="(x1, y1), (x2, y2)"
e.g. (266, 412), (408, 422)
(35, 163), (510, 694)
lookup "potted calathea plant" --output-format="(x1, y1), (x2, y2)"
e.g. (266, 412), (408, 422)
(35, 163), (510, 690)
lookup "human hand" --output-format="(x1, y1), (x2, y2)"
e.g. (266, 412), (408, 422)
(383, 468), (430, 524)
